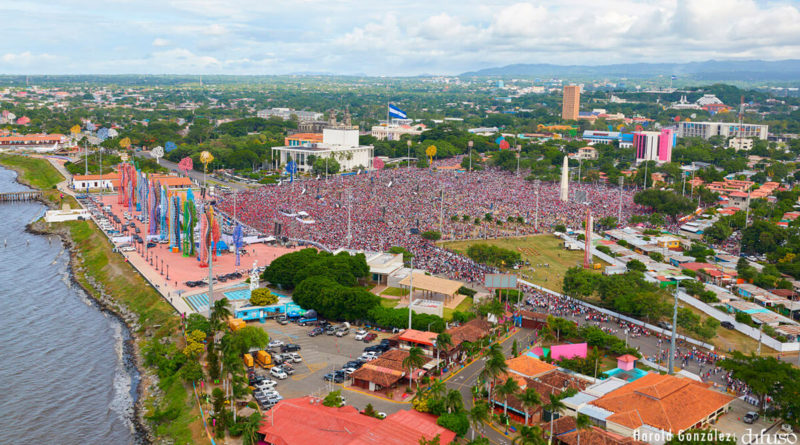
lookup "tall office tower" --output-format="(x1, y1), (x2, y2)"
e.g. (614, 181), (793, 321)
(562, 85), (580, 121)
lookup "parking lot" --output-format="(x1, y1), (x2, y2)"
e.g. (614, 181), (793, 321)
(714, 398), (783, 444)
(249, 319), (409, 414)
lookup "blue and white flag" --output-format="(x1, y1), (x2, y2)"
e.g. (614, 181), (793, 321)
(671, 75), (677, 80)
(388, 104), (406, 119)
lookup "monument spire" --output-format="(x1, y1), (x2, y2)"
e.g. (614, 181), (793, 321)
(560, 155), (569, 202)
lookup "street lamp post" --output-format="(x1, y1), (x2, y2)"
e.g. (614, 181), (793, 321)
(407, 257), (414, 330)
(468, 140), (473, 172)
(516, 144), (521, 177)
(668, 281), (680, 374)
(407, 140), (412, 169)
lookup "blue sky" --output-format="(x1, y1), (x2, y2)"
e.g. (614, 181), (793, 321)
(1, 0), (799, 75)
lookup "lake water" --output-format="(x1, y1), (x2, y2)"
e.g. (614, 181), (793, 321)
(0, 167), (139, 444)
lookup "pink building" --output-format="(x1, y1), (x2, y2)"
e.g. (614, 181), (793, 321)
(634, 130), (673, 164)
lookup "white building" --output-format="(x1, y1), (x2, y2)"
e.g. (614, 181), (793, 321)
(370, 123), (426, 141)
(728, 137), (754, 151)
(677, 121), (768, 140)
(271, 128), (374, 173)
(72, 173), (119, 191)
(256, 108), (323, 122)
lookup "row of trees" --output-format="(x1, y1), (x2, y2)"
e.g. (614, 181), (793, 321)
(466, 243), (522, 267)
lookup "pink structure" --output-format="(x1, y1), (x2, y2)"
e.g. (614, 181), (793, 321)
(634, 130), (673, 164)
(550, 343), (588, 361)
(617, 354), (638, 371)
(658, 129), (674, 163)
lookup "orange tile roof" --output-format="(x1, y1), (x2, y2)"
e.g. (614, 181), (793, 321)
(590, 373), (734, 433)
(397, 329), (437, 346)
(74, 172), (121, 181)
(505, 355), (557, 378)
(0, 133), (64, 142)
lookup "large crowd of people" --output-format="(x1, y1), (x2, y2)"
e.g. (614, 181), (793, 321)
(215, 166), (641, 283)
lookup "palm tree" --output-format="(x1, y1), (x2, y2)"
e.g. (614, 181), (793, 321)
(241, 412), (262, 445)
(210, 297), (232, 336)
(518, 387), (542, 426)
(543, 393), (567, 445)
(468, 401), (491, 441)
(444, 389), (464, 414)
(513, 425), (547, 445)
(402, 346), (426, 390)
(435, 332), (453, 367)
(496, 377), (520, 419)
(575, 413), (592, 445)
(428, 379), (446, 400)
(479, 355), (507, 400)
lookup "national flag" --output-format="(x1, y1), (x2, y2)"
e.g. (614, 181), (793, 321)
(387, 180), (393, 188)
(388, 104), (407, 119)
(301, 188), (306, 195)
(671, 75), (677, 80)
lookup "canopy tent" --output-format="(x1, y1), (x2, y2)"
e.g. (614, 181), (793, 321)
(398, 272), (463, 302)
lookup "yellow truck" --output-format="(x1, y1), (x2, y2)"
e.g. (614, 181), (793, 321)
(243, 353), (254, 368)
(255, 350), (272, 368)
(228, 317), (246, 332)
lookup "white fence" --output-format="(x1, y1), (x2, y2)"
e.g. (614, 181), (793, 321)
(519, 278), (716, 351)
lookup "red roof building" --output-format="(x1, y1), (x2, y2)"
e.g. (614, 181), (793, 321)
(257, 396), (455, 445)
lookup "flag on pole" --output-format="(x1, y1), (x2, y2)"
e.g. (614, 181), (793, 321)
(388, 104), (406, 119)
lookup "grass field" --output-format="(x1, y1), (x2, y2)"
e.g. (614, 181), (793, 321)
(443, 297), (474, 321)
(381, 287), (409, 297)
(441, 234), (600, 293)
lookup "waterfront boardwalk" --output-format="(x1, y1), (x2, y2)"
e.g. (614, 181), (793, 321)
(0, 191), (42, 202)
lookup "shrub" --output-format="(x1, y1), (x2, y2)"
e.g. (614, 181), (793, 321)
(250, 288), (278, 306)
(436, 412), (470, 436)
(421, 230), (442, 241)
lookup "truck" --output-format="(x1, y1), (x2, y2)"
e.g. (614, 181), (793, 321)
(297, 310), (318, 326)
(243, 353), (254, 368)
(255, 350), (273, 368)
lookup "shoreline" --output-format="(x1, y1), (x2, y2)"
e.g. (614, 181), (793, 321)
(0, 160), (153, 444)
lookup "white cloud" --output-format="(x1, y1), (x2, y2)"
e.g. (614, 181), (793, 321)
(0, 0), (799, 75)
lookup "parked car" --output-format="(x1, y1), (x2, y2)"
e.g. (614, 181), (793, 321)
(336, 328), (349, 337)
(781, 423), (794, 433)
(323, 372), (346, 383)
(309, 327), (324, 337)
(657, 321), (673, 330)
(342, 367), (357, 375)
(268, 340), (284, 349)
(287, 352), (302, 363)
(277, 316), (290, 325)
(277, 364), (295, 375)
(345, 360), (364, 369)
(363, 333), (378, 342)
(325, 325), (338, 335)
(744, 412), (759, 424)
(270, 367), (288, 380)
(721, 321), (735, 330)
(281, 343), (301, 352)
(354, 330), (367, 341)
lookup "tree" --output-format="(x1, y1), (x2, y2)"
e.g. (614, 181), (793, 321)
(543, 393), (567, 443)
(241, 412), (263, 445)
(512, 425), (547, 445)
(428, 379), (447, 400)
(436, 332), (453, 366)
(562, 267), (600, 298)
(421, 230), (442, 241)
(575, 413), (592, 445)
(312, 156), (340, 175)
(323, 390), (344, 407)
(444, 389), (464, 414)
(719, 352), (800, 422)
(210, 297), (232, 335)
(496, 377), (520, 423)
(178, 360), (204, 383)
(468, 401), (490, 441)
(222, 326), (270, 355)
(418, 434), (442, 445)
(519, 387), (542, 425)
(627, 259), (647, 272)
(250, 288), (278, 306)
(403, 347), (427, 390)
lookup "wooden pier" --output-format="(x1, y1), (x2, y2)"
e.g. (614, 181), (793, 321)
(0, 191), (42, 202)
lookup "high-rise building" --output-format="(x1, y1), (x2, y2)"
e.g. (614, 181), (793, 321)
(634, 129), (674, 164)
(561, 85), (580, 121)
(677, 121), (768, 140)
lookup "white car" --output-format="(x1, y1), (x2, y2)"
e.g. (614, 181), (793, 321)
(257, 380), (277, 390)
(377, 412), (387, 419)
(354, 330), (367, 341)
(343, 367), (357, 375)
(268, 340), (284, 349)
(288, 352), (302, 363)
(360, 353), (378, 361)
(270, 367), (288, 379)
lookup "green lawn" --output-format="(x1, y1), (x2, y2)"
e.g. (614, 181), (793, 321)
(443, 297), (474, 321)
(441, 234), (603, 293)
(380, 297), (400, 308)
(381, 287), (409, 297)
(0, 154), (63, 189)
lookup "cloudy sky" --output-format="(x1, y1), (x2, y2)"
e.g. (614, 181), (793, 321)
(2, 0), (799, 76)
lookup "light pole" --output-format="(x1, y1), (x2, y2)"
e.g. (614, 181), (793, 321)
(516, 144), (521, 177)
(468, 140), (473, 172)
(407, 257), (414, 330)
(669, 281), (679, 374)
(618, 176), (623, 224)
(407, 140), (412, 169)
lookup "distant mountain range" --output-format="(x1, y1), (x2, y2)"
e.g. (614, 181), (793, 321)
(460, 60), (800, 82)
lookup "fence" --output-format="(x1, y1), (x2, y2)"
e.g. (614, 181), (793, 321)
(518, 278), (716, 351)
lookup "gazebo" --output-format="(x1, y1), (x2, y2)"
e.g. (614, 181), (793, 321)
(397, 272), (463, 303)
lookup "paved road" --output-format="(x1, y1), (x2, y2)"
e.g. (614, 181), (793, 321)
(135, 152), (249, 191)
(446, 328), (528, 445)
